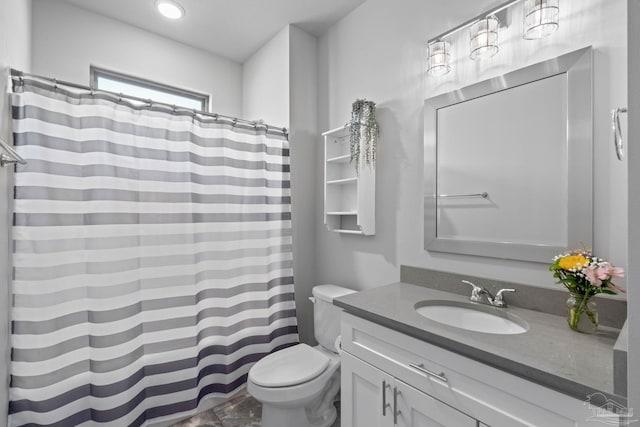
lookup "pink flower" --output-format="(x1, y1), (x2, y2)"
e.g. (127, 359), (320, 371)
(598, 263), (625, 280)
(596, 263), (611, 280)
(584, 265), (602, 286)
(610, 266), (625, 279)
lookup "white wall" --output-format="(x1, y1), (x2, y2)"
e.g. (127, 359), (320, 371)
(627, 0), (639, 411)
(242, 25), (318, 344)
(317, 0), (627, 291)
(242, 26), (290, 126)
(0, 0), (32, 422)
(31, 0), (242, 117)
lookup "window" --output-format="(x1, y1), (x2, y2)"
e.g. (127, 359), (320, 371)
(90, 66), (210, 111)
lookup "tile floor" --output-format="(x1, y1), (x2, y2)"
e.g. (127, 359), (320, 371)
(171, 389), (340, 427)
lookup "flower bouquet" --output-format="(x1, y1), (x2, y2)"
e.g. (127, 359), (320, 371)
(549, 250), (624, 333)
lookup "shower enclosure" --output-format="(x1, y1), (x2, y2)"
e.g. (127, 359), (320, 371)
(8, 74), (298, 426)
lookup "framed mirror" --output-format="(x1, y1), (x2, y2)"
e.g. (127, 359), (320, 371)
(424, 47), (592, 263)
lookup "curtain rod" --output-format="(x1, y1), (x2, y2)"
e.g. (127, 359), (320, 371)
(9, 69), (288, 136)
(0, 136), (27, 167)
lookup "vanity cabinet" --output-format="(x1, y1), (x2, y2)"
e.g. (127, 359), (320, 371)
(340, 312), (616, 427)
(342, 351), (475, 426)
(322, 125), (375, 235)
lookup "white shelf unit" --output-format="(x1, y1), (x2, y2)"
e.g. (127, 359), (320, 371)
(322, 125), (375, 235)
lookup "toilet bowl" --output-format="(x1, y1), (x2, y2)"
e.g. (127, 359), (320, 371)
(247, 284), (355, 427)
(247, 344), (340, 427)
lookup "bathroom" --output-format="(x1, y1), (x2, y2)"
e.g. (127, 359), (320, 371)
(0, 0), (638, 426)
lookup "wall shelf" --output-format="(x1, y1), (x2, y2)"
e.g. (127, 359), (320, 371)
(327, 154), (351, 163)
(322, 125), (375, 235)
(327, 211), (358, 216)
(327, 177), (358, 185)
(332, 229), (365, 235)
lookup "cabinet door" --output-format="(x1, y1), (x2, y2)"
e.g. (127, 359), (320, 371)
(341, 351), (394, 427)
(394, 380), (476, 427)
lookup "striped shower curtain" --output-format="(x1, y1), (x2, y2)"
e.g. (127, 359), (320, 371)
(8, 78), (298, 426)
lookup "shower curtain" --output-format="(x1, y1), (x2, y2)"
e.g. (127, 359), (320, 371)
(8, 78), (298, 426)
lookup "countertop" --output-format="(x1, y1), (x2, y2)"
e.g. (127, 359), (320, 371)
(334, 282), (626, 407)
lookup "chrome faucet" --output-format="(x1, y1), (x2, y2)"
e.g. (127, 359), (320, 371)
(461, 280), (515, 308)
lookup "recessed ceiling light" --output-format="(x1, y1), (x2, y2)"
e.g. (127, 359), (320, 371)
(155, 0), (185, 20)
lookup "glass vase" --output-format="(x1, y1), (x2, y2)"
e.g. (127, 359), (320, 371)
(566, 293), (598, 334)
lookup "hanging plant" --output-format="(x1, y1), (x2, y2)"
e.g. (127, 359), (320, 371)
(349, 99), (379, 172)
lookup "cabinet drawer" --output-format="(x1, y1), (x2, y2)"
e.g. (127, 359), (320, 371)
(341, 312), (599, 427)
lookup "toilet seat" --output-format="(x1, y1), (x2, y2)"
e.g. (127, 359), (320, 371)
(250, 344), (330, 387)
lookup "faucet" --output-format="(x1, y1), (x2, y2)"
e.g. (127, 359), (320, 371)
(461, 280), (515, 308)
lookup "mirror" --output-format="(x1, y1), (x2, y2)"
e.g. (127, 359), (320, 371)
(424, 47), (592, 263)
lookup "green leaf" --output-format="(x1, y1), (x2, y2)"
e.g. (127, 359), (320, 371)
(563, 277), (579, 286)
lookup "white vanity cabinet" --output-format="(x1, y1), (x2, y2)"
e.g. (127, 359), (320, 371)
(341, 351), (475, 427)
(340, 312), (615, 427)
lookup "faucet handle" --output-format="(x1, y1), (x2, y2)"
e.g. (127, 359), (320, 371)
(494, 288), (516, 307)
(461, 280), (483, 301)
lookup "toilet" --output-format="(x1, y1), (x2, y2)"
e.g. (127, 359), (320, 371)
(247, 284), (355, 427)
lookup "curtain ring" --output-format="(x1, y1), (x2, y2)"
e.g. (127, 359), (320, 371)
(53, 78), (58, 91)
(118, 93), (123, 103)
(171, 105), (177, 114)
(232, 118), (238, 127)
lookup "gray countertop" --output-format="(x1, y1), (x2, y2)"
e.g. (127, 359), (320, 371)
(334, 282), (626, 407)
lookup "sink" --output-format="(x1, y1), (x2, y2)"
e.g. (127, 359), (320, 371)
(415, 300), (528, 335)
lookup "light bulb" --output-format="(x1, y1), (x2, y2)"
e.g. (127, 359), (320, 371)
(470, 17), (499, 60)
(523, 0), (559, 39)
(427, 41), (452, 76)
(155, 0), (185, 20)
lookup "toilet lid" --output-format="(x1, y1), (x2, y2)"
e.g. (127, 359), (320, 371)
(250, 343), (330, 387)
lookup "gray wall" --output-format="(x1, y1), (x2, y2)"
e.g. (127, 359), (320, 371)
(288, 25), (318, 344)
(31, 0), (243, 117)
(242, 26), (290, 125)
(317, 0), (628, 291)
(0, 0), (31, 422)
(627, 0), (639, 412)
(242, 25), (318, 344)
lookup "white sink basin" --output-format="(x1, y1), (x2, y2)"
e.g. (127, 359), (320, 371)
(415, 300), (528, 335)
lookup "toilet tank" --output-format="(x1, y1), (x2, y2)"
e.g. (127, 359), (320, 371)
(312, 285), (356, 353)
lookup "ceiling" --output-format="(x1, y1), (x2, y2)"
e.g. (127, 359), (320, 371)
(61, 0), (367, 63)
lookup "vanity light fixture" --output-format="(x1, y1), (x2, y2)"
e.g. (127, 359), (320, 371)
(522, 0), (559, 39)
(425, 0), (560, 77)
(427, 41), (452, 76)
(155, 0), (185, 20)
(469, 16), (499, 60)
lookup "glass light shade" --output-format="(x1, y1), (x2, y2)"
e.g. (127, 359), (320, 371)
(155, 0), (185, 19)
(470, 17), (499, 60)
(523, 0), (559, 39)
(427, 41), (452, 76)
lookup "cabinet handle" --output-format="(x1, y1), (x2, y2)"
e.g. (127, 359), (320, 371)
(382, 380), (391, 416)
(409, 363), (448, 383)
(393, 386), (400, 424)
